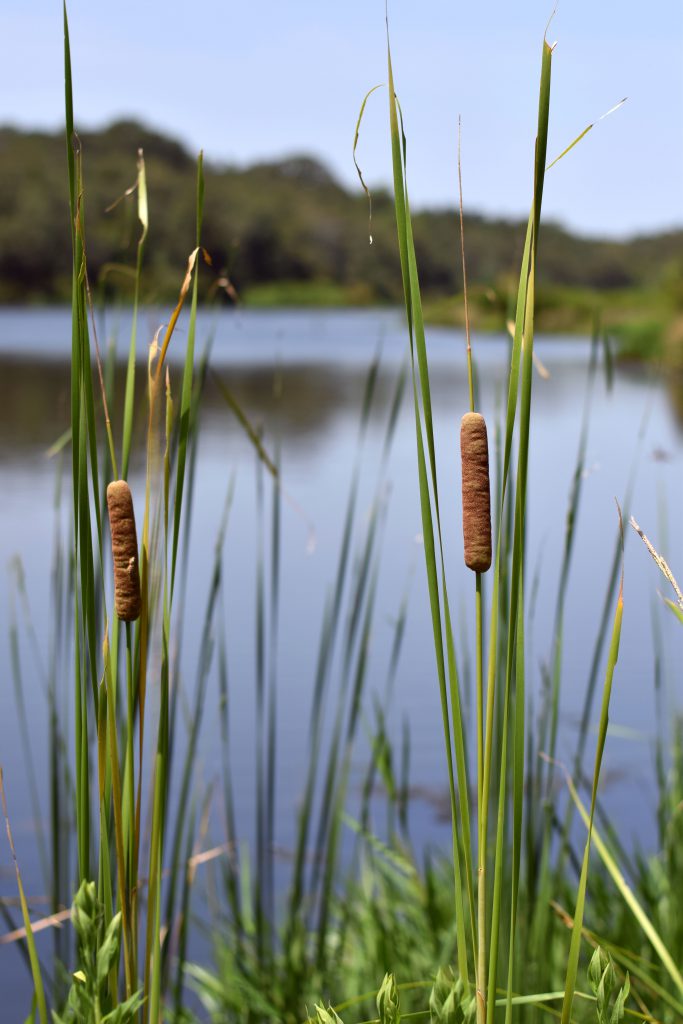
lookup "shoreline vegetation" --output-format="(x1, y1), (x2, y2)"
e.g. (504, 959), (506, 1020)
(1, 121), (681, 353)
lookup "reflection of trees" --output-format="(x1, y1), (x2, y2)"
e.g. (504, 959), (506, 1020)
(0, 356), (405, 460)
(0, 357), (71, 455)
(0, 337), (612, 465)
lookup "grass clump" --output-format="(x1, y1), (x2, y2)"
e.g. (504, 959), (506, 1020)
(52, 881), (143, 1024)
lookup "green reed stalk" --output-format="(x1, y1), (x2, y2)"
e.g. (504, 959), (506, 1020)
(254, 439), (268, 967)
(137, 247), (199, 1015)
(481, 40), (551, 1021)
(309, 435), (393, 913)
(560, 536), (624, 1024)
(48, 460), (72, 997)
(1, 771), (48, 1024)
(171, 152), (204, 598)
(387, 68), (477, 1009)
(65, 0), (104, 892)
(146, 362), (176, 1019)
(315, 556), (382, 972)
(526, 329), (600, 998)
(121, 150), (148, 481)
(460, 120), (488, 1020)
(266, 437), (281, 941)
(458, 123), (486, 899)
(172, 796), (199, 1017)
(9, 576), (50, 891)
(386, 20), (554, 1022)
(160, 479), (230, 977)
(122, 622), (135, 955)
(544, 393), (653, 985)
(103, 634), (134, 995)
(283, 353), (378, 963)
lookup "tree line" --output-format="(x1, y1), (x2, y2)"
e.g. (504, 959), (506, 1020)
(1, 120), (681, 307)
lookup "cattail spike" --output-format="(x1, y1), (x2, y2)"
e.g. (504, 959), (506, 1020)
(460, 412), (492, 573)
(106, 480), (142, 621)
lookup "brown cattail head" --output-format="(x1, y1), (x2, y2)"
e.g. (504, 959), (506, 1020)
(106, 480), (142, 621)
(460, 412), (492, 573)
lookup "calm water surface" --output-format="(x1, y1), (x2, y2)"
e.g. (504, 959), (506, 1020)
(0, 307), (681, 1013)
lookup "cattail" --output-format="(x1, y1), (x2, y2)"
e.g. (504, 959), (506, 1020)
(106, 480), (142, 621)
(460, 412), (492, 573)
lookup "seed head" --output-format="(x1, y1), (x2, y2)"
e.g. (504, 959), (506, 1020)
(106, 480), (141, 621)
(460, 412), (492, 573)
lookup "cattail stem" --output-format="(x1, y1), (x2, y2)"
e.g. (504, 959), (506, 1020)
(124, 620), (138, 978)
(475, 573), (485, 808)
(461, 411), (491, 1018)
(475, 570), (485, 1021)
(457, 117), (475, 416)
(106, 481), (142, 622)
(461, 413), (492, 574)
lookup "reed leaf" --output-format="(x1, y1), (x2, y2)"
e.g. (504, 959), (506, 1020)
(386, 28), (476, 993)
(560, 514), (624, 1024)
(0, 770), (48, 1024)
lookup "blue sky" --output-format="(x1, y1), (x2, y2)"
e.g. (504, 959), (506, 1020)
(2, 0), (682, 238)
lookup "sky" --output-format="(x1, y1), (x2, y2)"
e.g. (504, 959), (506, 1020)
(1, 0), (682, 239)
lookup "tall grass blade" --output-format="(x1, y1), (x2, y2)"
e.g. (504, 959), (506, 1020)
(0, 770), (48, 1024)
(171, 152), (204, 597)
(121, 148), (148, 481)
(560, 515), (624, 1024)
(386, 29), (476, 994)
(487, 39), (552, 1021)
(567, 778), (683, 1000)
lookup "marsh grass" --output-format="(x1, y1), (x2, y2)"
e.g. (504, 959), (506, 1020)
(372, 16), (663, 1024)
(6, 12), (416, 1018)
(3, 7), (683, 1024)
(41, 7), (227, 1018)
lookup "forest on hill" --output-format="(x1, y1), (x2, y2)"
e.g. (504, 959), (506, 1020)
(1, 120), (681, 332)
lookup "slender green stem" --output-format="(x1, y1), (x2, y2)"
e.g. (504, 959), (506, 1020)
(122, 151), (148, 481)
(75, 199), (119, 481)
(463, 130), (484, 1006)
(475, 569), (485, 1020)
(458, 116), (475, 415)
(475, 575), (484, 824)
(124, 622), (137, 978)
(104, 634), (133, 997)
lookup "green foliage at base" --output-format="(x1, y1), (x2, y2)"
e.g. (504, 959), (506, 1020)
(52, 882), (143, 1024)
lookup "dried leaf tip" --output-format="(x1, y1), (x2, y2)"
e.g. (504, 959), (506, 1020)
(106, 480), (141, 622)
(460, 412), (492, 573)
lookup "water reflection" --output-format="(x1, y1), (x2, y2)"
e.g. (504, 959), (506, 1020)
(0, 339), (645, 460)
(1, 308), (682, 1016)
(0, 356), (406, 459)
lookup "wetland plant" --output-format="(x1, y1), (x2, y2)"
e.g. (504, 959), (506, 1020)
(4, 7), (683, 1024)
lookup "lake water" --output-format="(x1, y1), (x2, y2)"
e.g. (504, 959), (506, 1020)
(0, 306), (681, 1013)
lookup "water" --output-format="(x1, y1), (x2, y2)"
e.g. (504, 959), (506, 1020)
(0, 306), (681, 1013)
